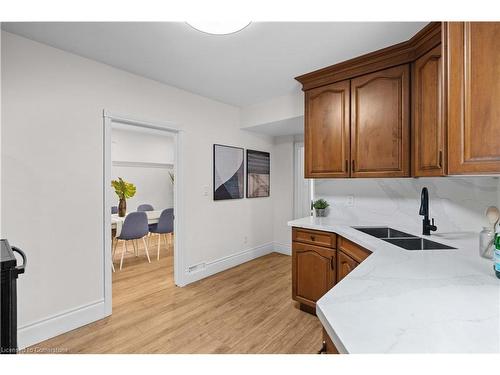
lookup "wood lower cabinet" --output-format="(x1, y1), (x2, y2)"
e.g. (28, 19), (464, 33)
(292, 229), (372, 315)
(320, 328), (339, 354)
(337, 251), (359, 282)
(292, 241), (336, 310)
(305, 80), (350, 178)
(337, 236), (370, 282)
(413, 44), (446, 176)
(447, 22), (500, 174)
(351, 64), (410, 177)
(292, 229), (373, 352)
(292, 228), (336, 311)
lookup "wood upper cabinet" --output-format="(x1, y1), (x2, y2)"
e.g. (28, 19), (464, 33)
(447, 22), (500, 174)
(351, 64), (410, 177)
(305, 80), (350, 178)
(292, 242), (336, 308)
(412, 45), (446, 176)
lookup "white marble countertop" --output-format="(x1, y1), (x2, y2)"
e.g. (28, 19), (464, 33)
(288, 216), (500, 353)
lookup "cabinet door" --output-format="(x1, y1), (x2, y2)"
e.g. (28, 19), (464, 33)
(413, 45), (446, 176)
(305, 80), (350, 178)
(336, 250), (359, 282)
(292, 242), (336, 307)
(322, 328), (339, 354)
(447, 22), (500, 174)
(351, 65), (410, 177)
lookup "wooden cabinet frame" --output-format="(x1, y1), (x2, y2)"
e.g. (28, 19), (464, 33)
(292, 242), (336, 308)
(305, 81), (350, 178)
(446, 22), (500, 174)
(350, 64), (410, 177)
(412, 44), (446, 176)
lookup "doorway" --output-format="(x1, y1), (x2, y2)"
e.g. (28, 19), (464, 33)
(294, 141), (312, 219)
(103, 112), (185, 315)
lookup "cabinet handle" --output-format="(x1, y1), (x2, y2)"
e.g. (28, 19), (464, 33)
(310, 235), (315, 241)
(345, 159), (348, 172)
(351, 160), (355, 172)
(438, 150), (443, 168)
(331, 257), (335, 270)
(318, 341), (327, 354)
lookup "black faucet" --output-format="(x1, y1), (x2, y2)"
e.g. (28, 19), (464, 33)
(419, 187), (437, 235)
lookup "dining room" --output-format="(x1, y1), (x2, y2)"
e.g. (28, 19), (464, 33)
(110, 123), (175, 283)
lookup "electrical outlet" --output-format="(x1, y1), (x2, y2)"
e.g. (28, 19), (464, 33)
(346, 195), (354, 207)
(244, 236), (248, 244)
(203, 185), (209, 196)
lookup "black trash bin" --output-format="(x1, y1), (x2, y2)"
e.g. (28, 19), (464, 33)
(0, 239), (27, 354)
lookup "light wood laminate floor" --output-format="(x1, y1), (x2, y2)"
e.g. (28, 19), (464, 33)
(27, 240), (322, 353)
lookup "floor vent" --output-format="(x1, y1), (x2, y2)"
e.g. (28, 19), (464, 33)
(187, 262), (206, 273)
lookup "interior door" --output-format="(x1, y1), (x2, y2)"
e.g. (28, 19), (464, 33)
(305, 80), (350, 178)
(294, 142), (312, 219)
(351, 64), (410, 177)
(447, 22), (500, 174)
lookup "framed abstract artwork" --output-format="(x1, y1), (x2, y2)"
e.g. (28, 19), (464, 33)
(246, 149), (270, 198)
(213, 144), (244, 200)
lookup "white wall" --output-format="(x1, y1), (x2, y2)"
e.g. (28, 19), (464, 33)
(111, 126), (174, 164)
(111, 127), (174, 211)
(1, 31), (275, 347)
(240, 92), (303, 128)
(314, 177), (500, 234)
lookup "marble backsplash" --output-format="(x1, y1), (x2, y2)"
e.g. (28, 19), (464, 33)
(314, 177), (500, 234)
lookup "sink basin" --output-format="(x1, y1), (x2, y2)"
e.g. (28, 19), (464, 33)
(352, 226), (456, 251)
(353, 227), (417, 239)
(383, 237), (456, 250)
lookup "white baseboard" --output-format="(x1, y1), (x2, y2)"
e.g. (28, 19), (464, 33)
(273, 242), (291, 256)
(17, 300), (107, 350)
(183, 242), (274, 284)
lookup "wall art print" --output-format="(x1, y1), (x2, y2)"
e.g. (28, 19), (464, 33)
(213, 144), (245, 200)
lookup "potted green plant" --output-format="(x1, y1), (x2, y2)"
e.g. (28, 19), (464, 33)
(111, 177), (136, 217)
(313, 199), (329, 217)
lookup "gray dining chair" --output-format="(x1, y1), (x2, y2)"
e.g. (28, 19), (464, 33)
(137, 203), (156, 234)
(137, 204), (154, 212)
(149, 208), (174, 260)
(111, 206), (118, 214)
(113, 211), (151, 270)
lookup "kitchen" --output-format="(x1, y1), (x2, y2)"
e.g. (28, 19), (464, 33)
(289, 21), (500, 353)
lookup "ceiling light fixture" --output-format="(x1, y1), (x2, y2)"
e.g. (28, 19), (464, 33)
(186, 21), (251, 35)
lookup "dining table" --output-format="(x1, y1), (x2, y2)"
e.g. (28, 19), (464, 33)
(111, 210), (162, 237)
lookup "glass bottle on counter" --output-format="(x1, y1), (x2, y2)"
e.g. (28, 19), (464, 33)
(479, 226), (494, 259)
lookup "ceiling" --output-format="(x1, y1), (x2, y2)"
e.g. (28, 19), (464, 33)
(2, 22), (428, 107)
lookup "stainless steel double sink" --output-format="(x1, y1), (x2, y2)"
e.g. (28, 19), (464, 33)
(352, 227), (456, 250)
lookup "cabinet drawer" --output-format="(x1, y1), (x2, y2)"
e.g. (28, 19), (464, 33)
(337, 237), (371, 263)
(292, 227), (336, 248)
